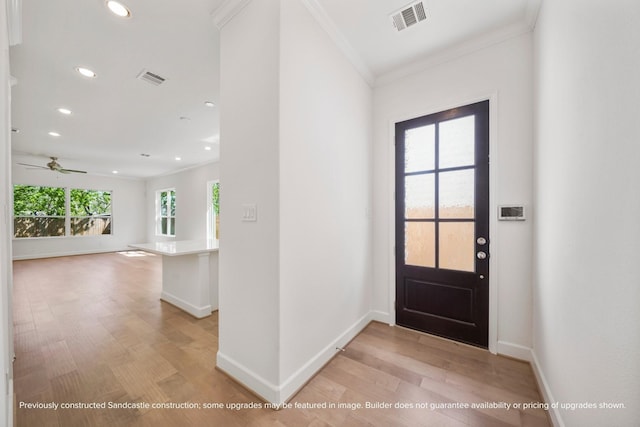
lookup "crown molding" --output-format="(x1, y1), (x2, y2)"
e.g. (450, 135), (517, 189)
(375, 20), (532, 87)
(7, 0), (23, 46)
(301, 0), (375, 87)
(211, 0), (252, 30)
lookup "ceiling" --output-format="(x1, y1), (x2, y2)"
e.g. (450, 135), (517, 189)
(9, 0), (538, 179)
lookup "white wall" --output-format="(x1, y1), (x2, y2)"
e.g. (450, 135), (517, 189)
(1, 2), (14, 423)
(217, 0), (282, 400)
(279, 0), (372, 393)
(217, 0), (372, 404)
(11, 166), (146, 259)
(372, 33), (534, 356)
(145, 161), (219, 242)
(532, 1), (640, 425)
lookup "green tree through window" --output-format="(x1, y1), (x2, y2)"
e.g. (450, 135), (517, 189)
(13, 185), (66, 237)
(70, 189), (112, 236)
(158, 189), (175, 236)
(13, 185), (112, 238)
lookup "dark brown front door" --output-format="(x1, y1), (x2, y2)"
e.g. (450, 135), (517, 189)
(395, 100), (489, 348)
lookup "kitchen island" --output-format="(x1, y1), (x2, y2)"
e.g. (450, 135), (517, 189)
(129, 239), (219, 318)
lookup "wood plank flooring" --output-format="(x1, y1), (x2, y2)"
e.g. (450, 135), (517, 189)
(13, 252), (550, 427)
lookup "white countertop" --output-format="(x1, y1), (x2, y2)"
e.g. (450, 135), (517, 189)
(129, 239), (219, 256)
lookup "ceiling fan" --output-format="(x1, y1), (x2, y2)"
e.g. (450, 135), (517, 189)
(18, 157), (87, 174)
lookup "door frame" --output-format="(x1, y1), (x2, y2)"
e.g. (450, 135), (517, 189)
(386, 93), (499, 354)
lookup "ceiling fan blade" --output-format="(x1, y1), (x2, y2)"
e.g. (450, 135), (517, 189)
(17, 162), (49, 170)
(59, 168), (87, 174)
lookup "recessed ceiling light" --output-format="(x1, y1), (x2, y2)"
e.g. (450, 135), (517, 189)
(204, 101), (215, 108)
(75, 67), (97, 78)
(112, 170), (119, 174)
(48, 131), (61, 137)
(57, 107), (72, 115)
(204, 146), (212, 151)
(175, 157), (182, 161)
(106, 1), (131, 18)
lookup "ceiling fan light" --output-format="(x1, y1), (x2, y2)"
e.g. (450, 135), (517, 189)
(106, 1), (131, 18)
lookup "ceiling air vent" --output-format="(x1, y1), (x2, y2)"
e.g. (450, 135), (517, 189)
(390, 1), (427, 32)
(136, 69), (166, 86)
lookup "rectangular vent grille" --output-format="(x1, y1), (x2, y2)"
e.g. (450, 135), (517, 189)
(391, 1), (427, 32)
(137, 69), (166, 86)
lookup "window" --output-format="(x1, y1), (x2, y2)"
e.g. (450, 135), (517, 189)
(70, 189), (112, 236)
(157, 189), (175, 236)
(207, 181), (220, 240)
(13, 185), (112, 238)
(13, 185), (66, 237)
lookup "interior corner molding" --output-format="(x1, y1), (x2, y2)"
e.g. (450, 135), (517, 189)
(7, 0), (23, 46)
(210, 0), (252, 30)
(300, 0), (375, 87)
(524, 0), (542, 30)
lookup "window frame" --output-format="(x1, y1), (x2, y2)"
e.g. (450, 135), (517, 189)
(69, 188), (113, 237)
(207, 180), (220, 240)
(156, 188), (176, 237)
(12, 184), (113, 239)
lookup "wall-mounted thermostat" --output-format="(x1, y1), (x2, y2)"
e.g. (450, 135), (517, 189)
(498, 205), (526, 221)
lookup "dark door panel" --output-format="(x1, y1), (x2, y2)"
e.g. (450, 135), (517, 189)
(395, 100), (489, 348)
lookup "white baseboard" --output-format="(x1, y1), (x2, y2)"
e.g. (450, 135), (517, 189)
(160, 291), (212, 319)
(216, 350), (281, 404)
(496, 340), (533, 362)
(216, 311), (373, 405)
(496, 341), (562, 427)
(369, 310), (393, 324)
(530, 350), (563, 427)
(278, 312), (372, 403)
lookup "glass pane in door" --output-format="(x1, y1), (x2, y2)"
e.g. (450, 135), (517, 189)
(439, 222), (475, 272)
(405, 174), (435, 219)
(405, 222), (435, 267)
(405, 124), (435, 172)
(439, 115), (475, 169)
(439, 169), (475, 219)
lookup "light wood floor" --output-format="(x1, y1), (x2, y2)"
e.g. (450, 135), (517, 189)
(13, 252), (550, 427)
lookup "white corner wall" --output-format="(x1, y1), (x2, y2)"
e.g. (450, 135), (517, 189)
(216, 0), (282, 401)
(11, 167), (146, 259)
(145, 161), (219, 242)
(372, 33), (534, 356)
(533, 1), (640, 425)
(217, 0), (372, 404)
(278, 0), (372, 396)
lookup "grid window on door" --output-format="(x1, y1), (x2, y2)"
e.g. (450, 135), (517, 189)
(403, 115), (476, 272)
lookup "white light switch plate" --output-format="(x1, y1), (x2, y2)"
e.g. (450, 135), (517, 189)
(242, 204), (257, 222)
